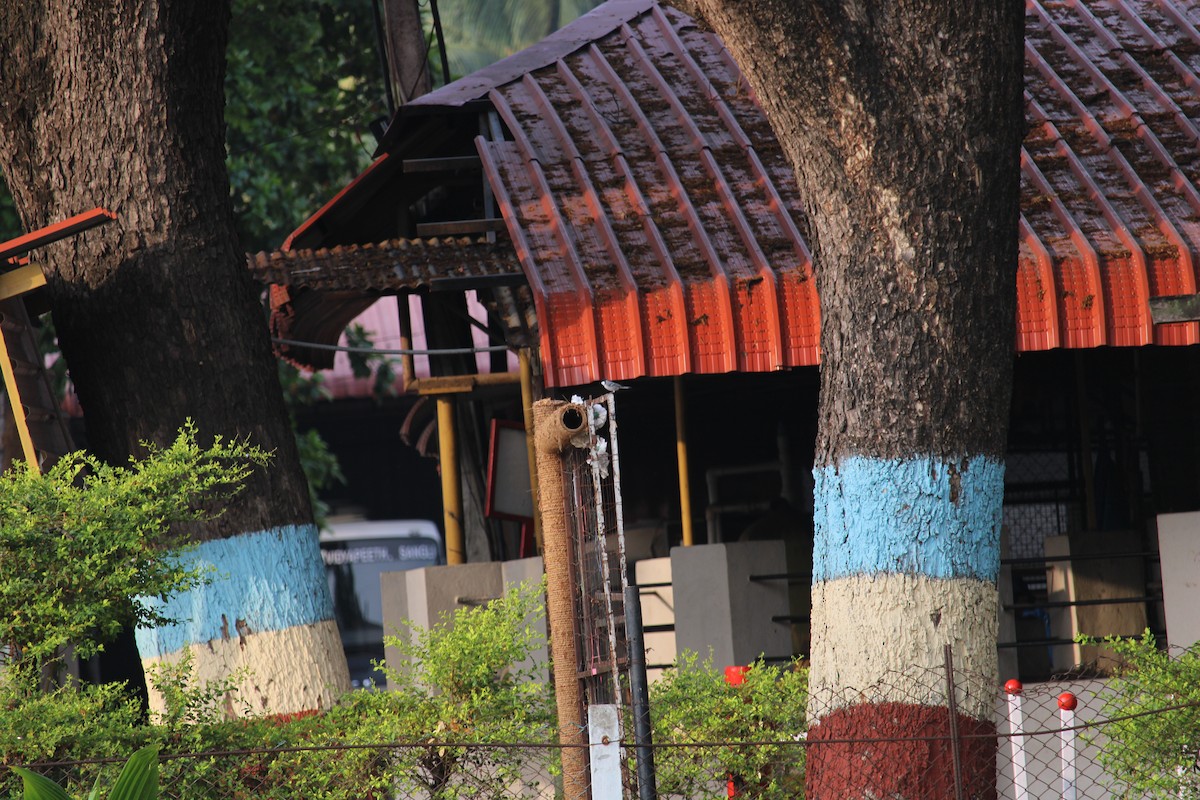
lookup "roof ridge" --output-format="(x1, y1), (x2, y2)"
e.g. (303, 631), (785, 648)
(403, 0), (657, 112)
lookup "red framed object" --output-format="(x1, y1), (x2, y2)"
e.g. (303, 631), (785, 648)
(484, 419), (536, 557)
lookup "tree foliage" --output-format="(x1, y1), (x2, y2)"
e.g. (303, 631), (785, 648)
(1081, 631), (1200, 798)
(649, 653), (808, 799)
(435, 0), (602, 79)
(226, 0), (387, 253)
(0, 424), (269, 681)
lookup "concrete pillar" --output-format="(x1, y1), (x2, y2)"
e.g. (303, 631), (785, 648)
(671, 541), (791, 669)
(1158, 511), (1200, 648)
(635, 557), (677, 682)
(380, 557), (547, 684)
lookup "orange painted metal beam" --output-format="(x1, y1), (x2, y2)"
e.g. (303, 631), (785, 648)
(0, 207), (115, 263)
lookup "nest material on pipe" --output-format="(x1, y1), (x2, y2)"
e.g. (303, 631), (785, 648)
(535, 401), (588, 454)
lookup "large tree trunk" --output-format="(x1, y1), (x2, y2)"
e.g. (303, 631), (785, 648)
(0, 0), (349, 714)
(380, 0), (433, 106)
(689, 1), (1024, 796)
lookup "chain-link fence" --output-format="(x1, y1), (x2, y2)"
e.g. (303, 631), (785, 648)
(9, 743), (563, 800)
(9, 656), (1200, 799)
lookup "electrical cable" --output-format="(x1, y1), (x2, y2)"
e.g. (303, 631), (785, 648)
(272, 336), (511, 356)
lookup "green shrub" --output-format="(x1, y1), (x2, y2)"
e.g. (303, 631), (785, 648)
(1, 560), (815, 800)
(0, 423), (269, 683)
(649, 652), (808, 799)
(154, 579), (555, 800)
(1080, 630), (1200, 799)
(370, 578), (556, 799)
(0, 676), (148, 786)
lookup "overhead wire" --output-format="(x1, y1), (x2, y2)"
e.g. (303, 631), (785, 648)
(271, 336), (511, 356)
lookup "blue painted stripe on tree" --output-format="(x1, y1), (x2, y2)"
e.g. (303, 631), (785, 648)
(812, 455), (1004, 583)
(133, 523), (335, 658)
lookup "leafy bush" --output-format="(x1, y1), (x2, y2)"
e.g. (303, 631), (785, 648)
(649, 652), (808, 799)
(1081, 630), (1200, 799)
(0, 423), (269, 683)
(151, 580), (551, 800)
(370, 579), (556, 799)
(0, 676), (146, 773)
(1, 560), (812, 800)
(11, 745), (159, 800)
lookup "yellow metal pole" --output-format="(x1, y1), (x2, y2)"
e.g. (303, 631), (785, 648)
(674, 376), (695, 546)
(437, 395), (465, 564)
(518, 349), (544, 553)
(0, 341), (39, 469)
(0, 263), (47, 301)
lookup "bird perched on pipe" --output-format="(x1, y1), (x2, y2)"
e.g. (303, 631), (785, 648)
(601, 379), (629, 393)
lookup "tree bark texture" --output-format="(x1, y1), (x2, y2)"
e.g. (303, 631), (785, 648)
(0, 0), (349, 713)
(381, 0), (433, 106)
(686, 2), (1024, 797)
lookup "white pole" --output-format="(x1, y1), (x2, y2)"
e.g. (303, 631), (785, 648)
(589, 703), (623, 800)
(1058, 691), (1078, 800)
(1005, 679), (1029, 800)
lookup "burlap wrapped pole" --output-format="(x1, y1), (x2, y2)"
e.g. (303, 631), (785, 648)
(533, 398), (589, 799)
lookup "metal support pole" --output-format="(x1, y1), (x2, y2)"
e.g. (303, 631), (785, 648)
(519, 349), (544, 552)
(533, 400), (590, 798)
(437, 395), (465, 564)
(674, 376), (695, 546)
(943, 645), (966, 800)
(625, 585), (658, 800)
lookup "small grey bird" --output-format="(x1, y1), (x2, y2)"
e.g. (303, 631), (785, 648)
(601, 379), (629, 392)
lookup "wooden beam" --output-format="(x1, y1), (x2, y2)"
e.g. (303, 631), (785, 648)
(1149, 294), (1200, 324)
(428, 272), (526, 291)
(402, 155), (482, 173)
(415, 218), (507, 237)
(0, 263), (47, 302)
(411, 371), (521, 395)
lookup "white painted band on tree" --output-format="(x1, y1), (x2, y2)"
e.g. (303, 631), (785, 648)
(806, 573), (1000, 721)
(141, 618), (350, 717)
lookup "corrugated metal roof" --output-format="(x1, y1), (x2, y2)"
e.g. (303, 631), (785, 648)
(270, 0), (1200, 388)
(1019, 0), (1200, 350)
(472, 0), (1200, 385)
(477, 2), (820, 386)
(248, 236), (522, 292)
(253, 237), (522, 370)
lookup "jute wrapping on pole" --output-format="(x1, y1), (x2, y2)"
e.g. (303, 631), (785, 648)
(533, 398), (589, 799)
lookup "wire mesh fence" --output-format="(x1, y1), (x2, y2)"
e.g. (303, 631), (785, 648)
(8, 743), (564, 800)
(7, 654), (1200, 799)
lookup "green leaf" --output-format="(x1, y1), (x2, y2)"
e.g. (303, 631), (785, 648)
(10, 767), (72, 800)
(109, 746), (159, 800)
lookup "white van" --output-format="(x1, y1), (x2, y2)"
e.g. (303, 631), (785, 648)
(319, 518), (443, 688)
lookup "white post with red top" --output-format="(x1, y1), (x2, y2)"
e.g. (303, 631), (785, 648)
(1058, 691), (1078, 800)
(1004, 679), (1029, 800)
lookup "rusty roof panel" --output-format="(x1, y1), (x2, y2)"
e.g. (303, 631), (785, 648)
(273, 0), (1200, 386)
(1018, 0), (1200, 350)
(466, 0), (1200, 386)
(473, 3), (820, 385)
(248, 237), (523, 292)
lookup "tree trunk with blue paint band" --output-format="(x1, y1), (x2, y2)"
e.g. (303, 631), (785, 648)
(0, 0), (350, 714)
(682, 0), (1025, 796)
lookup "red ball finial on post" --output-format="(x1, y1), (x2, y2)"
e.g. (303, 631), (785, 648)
(1057, 691), (1078, 711)
(1004, 678), (1023, 695)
